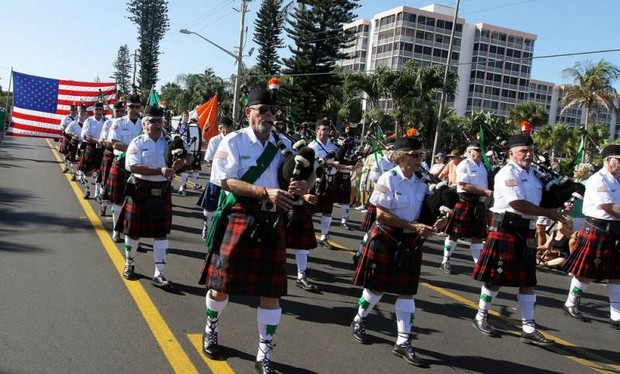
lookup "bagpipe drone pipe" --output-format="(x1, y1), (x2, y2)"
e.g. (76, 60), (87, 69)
(416, 167), (459, 226)
(532, 153), (585, 209)
(165, 134), (188, 168)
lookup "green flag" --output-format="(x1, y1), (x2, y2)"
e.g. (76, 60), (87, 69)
(575, 135), (585, 165)
(148, 89), (161, 106)
(479, 125), (492, 171)
(97, 89), (113, 111)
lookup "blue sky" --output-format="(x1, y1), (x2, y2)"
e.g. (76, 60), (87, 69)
(0, 0), (618, 92)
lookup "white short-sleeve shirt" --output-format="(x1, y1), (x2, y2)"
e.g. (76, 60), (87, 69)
(108, 116), (143, 155)
(490, 162), (542, 218)
(211, 127), (284, 189)
(65, 120), (82, 139)
(582, 167), (620, 221)
(456, 157), (489, 193)
(125, 134), (169, 182)
(370, 166), (430, 222)
(99, 119), (114, 143)
(81, 116), (105, 141)
(309, 138), (339, 175)
(204, 133), (224, 162)
(60, 115), (77, 132)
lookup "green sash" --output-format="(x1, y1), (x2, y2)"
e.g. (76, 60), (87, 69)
(204, 142), (278, 252)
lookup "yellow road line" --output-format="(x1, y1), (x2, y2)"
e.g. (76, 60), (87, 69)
(314, 234), (352, 251)
(46, 139), (199, 374)
(187, 334), (235, 374)
(421, 281), (619, 373)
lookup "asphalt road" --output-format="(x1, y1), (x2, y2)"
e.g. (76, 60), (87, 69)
(0, 136), (618, 374)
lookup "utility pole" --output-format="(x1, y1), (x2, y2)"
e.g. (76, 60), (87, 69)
(232, 0), (250, 126)
(132, 49), (138, 94)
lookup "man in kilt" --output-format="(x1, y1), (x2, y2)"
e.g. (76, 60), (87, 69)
(197, 117), (234, 240)
(98, 99), (126, 216)
(333, 128), (358, 230)
(64, 105), (89, 181)
(561, 144), (620, 328)
(106, 95), (142, 243)
(287, 192), (320, 292)
(309, 120), (341, 249)
(175, 112), (203, 195)
(198, 88), (308, 374)
(351, 137), (445, 367)
(440, 139), (493, 274)
(115, 105), (190, 288)
(78, 101), (106, 199)
(59, 103), (79, 173)
(471, 135), (566, 346)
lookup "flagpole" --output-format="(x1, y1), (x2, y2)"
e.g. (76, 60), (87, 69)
(4, 67), (13, 115)
(3, 67), (13, 135)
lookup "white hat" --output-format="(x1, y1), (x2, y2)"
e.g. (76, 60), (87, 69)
(485, 150), (494, 157)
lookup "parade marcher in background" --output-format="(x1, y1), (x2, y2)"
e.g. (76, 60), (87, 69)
(440, 140), (492, 274)
(351, 137), (445, 367)
(197, 117), (234, 240)
(106, 95), (143, 243)
(438, 149), (462, 186)
(198, 88), (308, 374)
(115, 105), (191, 288)
(471, 135), (566, 346)
(309, 120), (341, 249)
(78, 101), (106, 199)
(59, 103), (79, 173)
(175, 112), (203, 195)
(561, 144), (620, 328)
(333, 126), (358, 230)
(429, 152), (446, 178)
(98, 99), (126, 216)
(64, 105), (89, 182)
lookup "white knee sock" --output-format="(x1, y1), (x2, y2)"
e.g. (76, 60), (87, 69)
(112, 203), (121, 227)
(354, 288), (382, 321)
(95, 183), (102, 198)
(341, 204), (350, 223)
(180, 172), (188, 189)
(204, 210), (214, 226)
(295, 249), (309, 277)
(192, 172), (199, 184)
(476, 285), (499, 320)
(395, 298), (416, 345)
(566, 277), (590, 307)
(470, 243), (483, 264)
(257, 307), (281, 361)
(124, 237), (139, 265)
(153, 239), (169, 277)
(320, 215), (332, 239)
(608, 283), (620, 321)
(205, 290), (229, 333)
(518, 293), (536, 333)
(443, 238), (457, 263)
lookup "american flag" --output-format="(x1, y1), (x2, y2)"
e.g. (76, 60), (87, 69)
(7, 71), (116, 138)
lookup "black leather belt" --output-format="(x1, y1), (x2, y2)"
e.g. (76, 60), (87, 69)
(137, 184), (169, 196)
(585, 217), (620, 235)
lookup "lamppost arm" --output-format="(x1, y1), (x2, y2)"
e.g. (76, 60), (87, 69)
(179, 29), (238, 61)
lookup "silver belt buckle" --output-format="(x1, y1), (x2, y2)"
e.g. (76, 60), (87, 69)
(151, 188), (162, 196)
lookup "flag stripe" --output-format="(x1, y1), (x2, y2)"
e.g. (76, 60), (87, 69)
(12, 110), (61, 126)
(9, 122), (61, 135)
(58, 80), (117, 88)
(58, 88), (116, 97)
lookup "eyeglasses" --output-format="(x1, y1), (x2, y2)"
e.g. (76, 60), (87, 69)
(250, 106), (277, 115)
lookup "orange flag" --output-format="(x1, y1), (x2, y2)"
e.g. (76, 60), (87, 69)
(196, 95), (219, 143)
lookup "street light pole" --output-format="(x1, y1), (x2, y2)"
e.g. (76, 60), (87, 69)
(232, 0), (250, 126)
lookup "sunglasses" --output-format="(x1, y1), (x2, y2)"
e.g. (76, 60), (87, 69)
(251, 106), (277, 115)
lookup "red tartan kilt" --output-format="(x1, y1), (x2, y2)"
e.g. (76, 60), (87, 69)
(114, 179), (172, 238)
(332, 172), (352, 203)
(78, 145), (103, 173)
(105, 159), (131, 204)
(360, 204), (377, 232)
(472, 222), (537, 287)
(313, 188), (334, 214)
(564, 221), (620, 280)
(444, 198), (487, 239)
(59, 134), (72, 155)
(199, 204), (287, 297)
(98, 149), (114, 185)
(353, 223), (425, 295)
(65, 139), (80, 162)
(286, 203), (317, 249)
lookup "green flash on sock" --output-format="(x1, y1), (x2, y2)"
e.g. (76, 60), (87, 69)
(358, 297), (370, 310)
(266, 324), (277, 336)
(444, 245), (452, 252)
(571, 286), (583, 296)
(206, 308), (219, 319)
(480, 294), (493, 303)
(410, 313), (415, 325)
(123, 244), (131, 252)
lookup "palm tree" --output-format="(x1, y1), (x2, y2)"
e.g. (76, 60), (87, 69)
(507, 101), (548, 128)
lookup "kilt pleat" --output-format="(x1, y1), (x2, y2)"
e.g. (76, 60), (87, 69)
(199, 204), (287, 297)
(333, 171), (352, 204)
(114, 179), (172, 238)
(105, 159), (131, 204)
(472, 222), (537, 287)
(65, 139), (80, 162)
(98, 149), (114, 186)
(78, 145), (103, 173)
(563, 221), (620, 280)
(353, 223), (424, 295)
(196, 182), (221, 211)
(444, 196), (487, 239)
(313, 188), (334, 214)
(59, 134), (71, 155)
(286, 203), (317, 249)
(360, 204), (377, 232)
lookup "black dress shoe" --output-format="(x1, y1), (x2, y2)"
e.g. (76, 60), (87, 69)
(318, 239), (334, 250)
(610, 319), (620, 330)
(392, 341), (426, 367)
(351, 317), (369, 344)
(296, 276), (319, 292)
(151, 275), (170, 288)
(520, 330), (554, 347)
(472, 318), (499, 337)
(62, 167), (69, 173)
(83, 188), (90, 200)
(563, 303), (586, 321)
(202, 331), (222, 360)
(255, 358), (275, 374)
(123, 264), (135, 280)
(439, 261), (453, 274)
(340, 222), (351, 230)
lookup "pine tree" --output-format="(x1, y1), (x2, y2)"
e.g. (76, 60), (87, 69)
(126, 0), (170, 94)
(253, 0), (284, 76)
(111, 45), (132, 96)
(282, 0), (358, 122)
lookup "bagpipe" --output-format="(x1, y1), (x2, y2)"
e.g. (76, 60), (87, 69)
(532, 152), (585, 209)
(165, 133), (188, 168)
(416, 166), (459, 226)
(273, 129), (316, 191)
